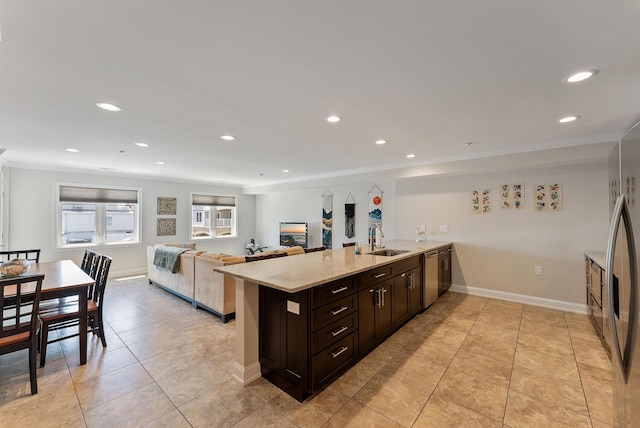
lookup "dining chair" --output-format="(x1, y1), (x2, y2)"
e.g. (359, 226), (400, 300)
(80, 250), (101, 278)
(0, 274), (45, 394)
(39, 255), (112, 367)
(0, 249), (41, 263)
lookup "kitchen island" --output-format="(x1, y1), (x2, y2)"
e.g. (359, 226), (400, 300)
(215, 239), (452, 400)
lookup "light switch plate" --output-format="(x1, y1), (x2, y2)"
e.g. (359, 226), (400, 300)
(535, 266), (543, 276)
(439, 225), (448, 233)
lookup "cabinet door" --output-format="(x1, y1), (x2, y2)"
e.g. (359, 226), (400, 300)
(393, 273), (411, 327)
(376, 279), (394, 339)
(409, 266), (423, 317)
(358, 287), (377, 355)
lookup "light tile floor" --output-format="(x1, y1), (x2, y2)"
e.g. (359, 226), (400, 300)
(0, 277), (613, 427)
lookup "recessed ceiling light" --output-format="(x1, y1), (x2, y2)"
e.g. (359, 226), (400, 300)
(406, 154), (416, 158)
(134, 142), (149, 148)
(326, 115), (341, 123)
(220, 135), (235, 141)
(156, 161), (165, 165)
(375, 140), (387, 145)
(282, 169), (289, 173)
(558, 115), (579, 123)
(96, 102), (122, 112)
(65, 148), (79, 153)
(564, 70), (598, 83)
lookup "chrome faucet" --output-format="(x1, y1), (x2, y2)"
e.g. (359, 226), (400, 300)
(369, 222), (385, 251)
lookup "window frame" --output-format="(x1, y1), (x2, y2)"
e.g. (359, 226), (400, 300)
(55, 183), (141, 249)
(190, 192), (237, 240)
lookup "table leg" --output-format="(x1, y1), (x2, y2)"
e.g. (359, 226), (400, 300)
(78, 289), (88, 365)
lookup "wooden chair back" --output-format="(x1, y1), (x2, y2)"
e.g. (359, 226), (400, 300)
(0, 249), (41, 264)
(92, 255), (112, 305)
(1, 274), (44, 349)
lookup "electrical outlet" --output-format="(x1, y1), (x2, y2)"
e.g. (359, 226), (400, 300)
(535, 266), (543, 276)
(439, 225), (448, 233)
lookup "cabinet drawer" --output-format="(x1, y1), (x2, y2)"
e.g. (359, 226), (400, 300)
(311, 312), (358, 355)
(311, 278), (356, 309)
(359, 265), (392, 288)
(311, 332), (357, 390)
(438, 245), (452, 256)
(311, 294), (358, 332)
(392, 255), (421, 275)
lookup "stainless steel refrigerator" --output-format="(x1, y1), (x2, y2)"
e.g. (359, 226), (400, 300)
(606, 120), (640, 427)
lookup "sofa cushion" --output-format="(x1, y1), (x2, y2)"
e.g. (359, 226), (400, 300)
(245, 252), (288, 263)
(278, 246), (305, 256)
(163, 243), (197, 250)
(219, 255), (246, 265)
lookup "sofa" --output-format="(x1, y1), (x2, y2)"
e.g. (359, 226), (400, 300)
(146, 243), (313, 323)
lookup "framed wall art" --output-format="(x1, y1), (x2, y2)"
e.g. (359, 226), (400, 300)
(471, 188), (492, 214)
(157, 197), (177, 215)
(157, 218), (176, 236)
(500, 183), (524, 210)
(534, 183), (563, 212)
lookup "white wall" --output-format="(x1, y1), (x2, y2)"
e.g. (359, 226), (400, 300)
(394, 161), (610, 305)
(4, 167), (256, 276)
(255, 181), (396, 250)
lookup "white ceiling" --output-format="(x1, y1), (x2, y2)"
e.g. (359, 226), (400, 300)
(1, 1), (639, 189)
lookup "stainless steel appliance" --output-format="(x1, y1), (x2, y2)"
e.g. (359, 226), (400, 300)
(606, 121), (640, 427)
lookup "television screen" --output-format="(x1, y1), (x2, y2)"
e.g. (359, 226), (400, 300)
(279, 222), (308, 248)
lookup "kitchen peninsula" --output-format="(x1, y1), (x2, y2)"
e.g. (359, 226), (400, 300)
(215, 240), (453, 400)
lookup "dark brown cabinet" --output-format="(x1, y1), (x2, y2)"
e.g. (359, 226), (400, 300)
(358, 278), (394, 355)
(259, 277), (358, 401)
(258, 252), (434, 402)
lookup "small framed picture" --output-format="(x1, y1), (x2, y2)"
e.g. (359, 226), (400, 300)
(157, 197), (177, 215)
(157, 218), (176, 236)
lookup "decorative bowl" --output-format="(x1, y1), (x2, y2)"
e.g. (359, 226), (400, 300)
(0, 258), (31, 277)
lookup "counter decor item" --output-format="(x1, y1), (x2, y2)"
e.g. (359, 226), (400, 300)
(0, 258), (30, 277)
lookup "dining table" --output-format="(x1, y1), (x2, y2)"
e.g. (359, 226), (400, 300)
(8, 260), (94, 365)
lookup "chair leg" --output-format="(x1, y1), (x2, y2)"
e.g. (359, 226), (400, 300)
(97, 313), (107, 347)
(40, 323), (49, 368)
(29, 344), (38, 394)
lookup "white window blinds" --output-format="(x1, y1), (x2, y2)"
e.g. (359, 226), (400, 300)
(192, 194), (236, 207)
(59, 186), (139, 204)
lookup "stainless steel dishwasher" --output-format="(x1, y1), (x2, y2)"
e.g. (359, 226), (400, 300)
(424, 250), (439, 308)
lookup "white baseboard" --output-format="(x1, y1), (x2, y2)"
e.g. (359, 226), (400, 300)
(110, 268), (148, 279)
(230, 361), (262, 386)
(449, 283), (588, 315)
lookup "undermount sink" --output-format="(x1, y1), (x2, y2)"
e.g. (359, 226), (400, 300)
(368, 249), (410, 256)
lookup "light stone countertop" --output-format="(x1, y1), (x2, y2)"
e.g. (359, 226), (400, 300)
(585, 250), (606, 269)
(215, 239), (453, 293)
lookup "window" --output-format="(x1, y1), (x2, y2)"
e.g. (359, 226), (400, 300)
(57, 185), (140, 247)
(191, 194), (236, 239)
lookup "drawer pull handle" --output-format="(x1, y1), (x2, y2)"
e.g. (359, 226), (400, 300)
(374, 272), (386, 279)
(331, 306), (348, 316)
(331, 346), (349, 358)
(331, 286), (349, 294)
(331, 326), (349, 337)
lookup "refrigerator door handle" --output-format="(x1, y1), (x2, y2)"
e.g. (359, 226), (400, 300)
(606, 194), (638, 383)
